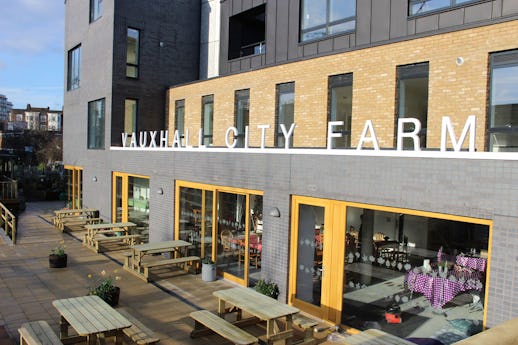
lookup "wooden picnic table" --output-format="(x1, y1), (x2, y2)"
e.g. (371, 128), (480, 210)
(123, 240), (199, 281)
(53, 208), (100, 231)
(83, 222), (138, 252)
(52, 295), (131, 345)
(213, 287), (300, 345)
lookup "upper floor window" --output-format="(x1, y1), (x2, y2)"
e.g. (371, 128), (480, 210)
(409, 0), (477, 16)
(488, 50), (518, 152)
(90, 0), (102, 22)
(175, 99), (185, 142)
(275, 82), (295, 148)
(396, 62), (429, 149)
(328, 73), (353, 148)
(234, 89), (250, 148)
(67, 45), (81, 90)
(300, 0), (356, 42)
(124, 98), (137, 146)
(88, 98), (105, 149)
(202, 95), (214, 146)
(126, 28), (140, 78)
(228, 5), (265, 60)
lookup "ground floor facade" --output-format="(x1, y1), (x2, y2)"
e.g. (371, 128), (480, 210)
(64, 149), (517, 341)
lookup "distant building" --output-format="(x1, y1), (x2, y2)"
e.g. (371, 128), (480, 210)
(8, 104), (62, 132)
(0, 95), (13, 130)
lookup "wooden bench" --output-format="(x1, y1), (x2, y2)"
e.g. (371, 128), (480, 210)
(142, 256), (200, 280)
(92, 234), (142, 253)
(19, 320), (63, 345)
(190, 310), (258, 345)
(293, 314), (320, 344)
(117, 309), (160, 345)
(58, 217), (103, 232)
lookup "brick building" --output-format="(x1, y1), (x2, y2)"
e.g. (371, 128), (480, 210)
(64, 1), (518, 341)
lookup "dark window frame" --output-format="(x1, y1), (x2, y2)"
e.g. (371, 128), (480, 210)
(126, 27), (140, 79)
(395, 62), (429, 149)
(327, 73), (353, 149)
(201, 95), (214, 146)
(175, 99), (185, 139)
(87, 98), (105, 150)
(275, 82), (295, 148)
(89, 0), (102, 23)
(234, 89), (250, 148)
(228, 5), (266, 60)
(300, 0), (356, 43)
(67, 45), (81, 91)
(124, 98), (138, 134)
(409, 0), (482, 16)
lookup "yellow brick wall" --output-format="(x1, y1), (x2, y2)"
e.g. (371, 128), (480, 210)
(167, 20), (518, 150)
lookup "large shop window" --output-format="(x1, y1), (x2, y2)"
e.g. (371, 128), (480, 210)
(328, 73), (353, 148)
(176, 181), (263, 286)
(65, 166), (82, 209)
(113, 172), (150, 243)
(87, 98), (105, 149)
(234, 89), (250, 148)
(201, 95), (214, 146)
(300, 0), (356, 42)
(488, 50), (518, 152)
(67, 45), (81, 90)
(396, 63), (429, 149)
(290, 196), (490, 338)
(409, 0), (478, 16)
(126, 28), (140, 78)
(275, 82), (295, 148)
(228, 5), (265, 60)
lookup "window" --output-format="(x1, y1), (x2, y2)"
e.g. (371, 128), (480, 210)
(175, 100), (185, 142)
(88, 98), (105, 149)
(328, 74), (353, 148)
(126, 28), (140, 78)
(90, 0), (102, 22)
(275, 82), (295, 148)
(409, 0), (477, 16)
(202, 95), (214, 146)
(396, 63), (429, 149)
(67, 45), (81, 90)
(300, 0), (356, 42)
(234, 89), (250, 148)
(124, 99), (137, 146)
(488, 51), (518, 152)
(228, 5), (265, 59)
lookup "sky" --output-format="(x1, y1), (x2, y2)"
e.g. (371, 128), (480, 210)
(0, 0), (64, 110)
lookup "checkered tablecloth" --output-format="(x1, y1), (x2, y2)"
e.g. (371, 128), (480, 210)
(406, 270), (482, 308)
(456, 255), (486, 272)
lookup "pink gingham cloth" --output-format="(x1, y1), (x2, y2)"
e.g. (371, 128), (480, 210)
(406, 270), (482, 308)
(456, 256), (487, 272)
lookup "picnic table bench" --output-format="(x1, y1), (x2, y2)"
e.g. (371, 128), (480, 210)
(19, 320), (63, 345)
(83, 222), (139, 253)
(190, 310), (258, 345)
(116, 308), (160, 345)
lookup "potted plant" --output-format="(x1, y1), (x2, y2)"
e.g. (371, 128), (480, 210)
(254, 279), (279, 299)
(87, 269), (121, 306)
(49, 240), (67, 268)
(201, 257), (216, 282)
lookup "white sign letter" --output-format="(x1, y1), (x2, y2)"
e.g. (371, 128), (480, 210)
(357, 120), (379, 150)
(327, 121), (344, 149)
(258, 125), (270, 149)
(149, 131), (158, 148)
(139, 132), (148, 147)
(130, 132), (137, 148)
(244, 126), (249, 149)
(280, 123), (296, 149)
(172, 130), (182, 148)
(121, 133), (128, 147)
(441, 115), (476, 152)
(225, 127), (238, 148)
(397, 118), (421, 151)
(160, 130), (168, 148)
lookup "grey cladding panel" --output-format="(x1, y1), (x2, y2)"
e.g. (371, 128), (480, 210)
(415, 14), (439, 33)
(333, 34), (351, 51)
(275, 0), (289, 62)
(439, 9), (464, 29)
(465, 2), (493, 23)
(287, 0), (300, 61)
(390, 0), (409, 39)
(232, 0), (242, 14)
(241, 58), (251, 70)
(502, 0), (518, 15)
(303, 42), (318, 57)
(318, 39), (333, 54)
(371, 0), (391, 43)
(356, 0), (372, 46)
(265, 0), (277, 65)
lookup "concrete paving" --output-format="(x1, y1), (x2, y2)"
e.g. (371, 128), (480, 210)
(0, 201), (244, 345)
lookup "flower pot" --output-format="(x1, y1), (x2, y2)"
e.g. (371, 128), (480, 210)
(49, 254), (67, 268)
(201, 263), (216, 282)
(103, 287), (120, 307)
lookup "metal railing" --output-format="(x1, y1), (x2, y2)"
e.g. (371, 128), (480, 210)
(0, 201), (16, 244)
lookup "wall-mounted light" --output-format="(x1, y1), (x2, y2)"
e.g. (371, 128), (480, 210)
(456, 57), (464, 66)
(157, 188), (164, 195)
(269, 207), (280, 217)
(92, 176), (97, 182)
